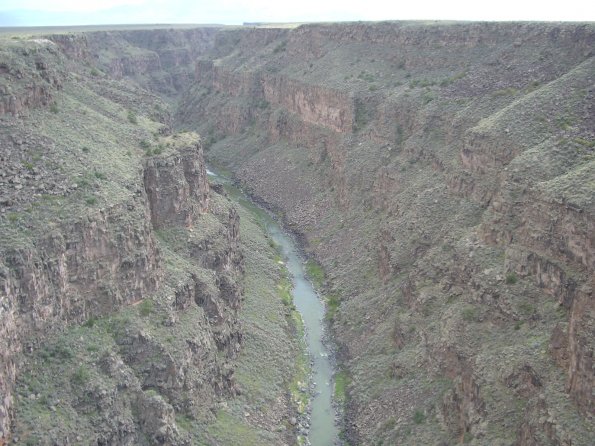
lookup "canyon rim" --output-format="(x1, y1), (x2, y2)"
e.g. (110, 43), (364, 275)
(0, 19), (594, 446)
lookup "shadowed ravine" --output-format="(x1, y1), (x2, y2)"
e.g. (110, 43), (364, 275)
(208, 169), (340, 445)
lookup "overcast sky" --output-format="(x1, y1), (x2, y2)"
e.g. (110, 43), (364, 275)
(0, 0), (594, 26)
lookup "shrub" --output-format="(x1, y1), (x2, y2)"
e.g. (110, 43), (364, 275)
(85, 196), (97, 205)
(273, 41), (287, 53)
(83, 316), (98, 328)
(22, 161), (34, 170)
(505, 272), (518, 285)
(334, 371), (349, 403)
(127, 110), (138, 124)
(325, 294), (340, 321)
(139, 299), (154, 317)
(413, 410), (426, 424)
(72, 366), (90, 385)
(305, 260), (324, 288)
(518, 302), (536, 315)
(49, 102), (59, 114)
(353, 100), (368, 132)
(462, 306), (477, 322)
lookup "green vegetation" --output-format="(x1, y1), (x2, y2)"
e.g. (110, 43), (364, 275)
(518, 301), (536, 316)
(175, 414), (195, 432)
(39, 342), (73, 361)
(395, 125), (404, 146)
(334, 370), (349, 403)
(492, 87), (518, 97)
(357, 71), (376, 82)
(278, 276), (293, 306)
(273, 40), (287, 53)
(380, 417), (396, 432)
(49, 102), (59, 114)
(412, 409), (426, 424)
(254, 98), (270, 109)
(422, 91), (434, 104)
(71, 366), (90, 385)
(305, 259), (325, 288)
(574, 137), (595, 148)
(84, 196), (97, 205)
(325, 293), (341, 321)
(22, 161), (34, 170)
(505, 272), (518, 284)
(138, 299), (154, 317)
(127, 110), (138, 124)
(557, 115), (574, 130)
(409, 78), (435, 88)
(462, 305), (477, 322)
(440, 71), (467, 86)
(354, 99), (369, 132)
(208, 410), (261, 445)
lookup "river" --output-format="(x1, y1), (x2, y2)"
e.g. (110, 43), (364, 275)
(207, 169), (339, 446)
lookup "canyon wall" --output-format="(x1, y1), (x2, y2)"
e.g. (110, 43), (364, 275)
(175, 21), (594, 445)
(1, 21), (593, 445)
(0, 37), (245, 443)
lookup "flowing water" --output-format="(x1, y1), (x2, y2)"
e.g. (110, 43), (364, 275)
(208, 169), (339, 446)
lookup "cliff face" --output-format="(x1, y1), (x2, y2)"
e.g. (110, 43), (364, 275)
(0, 37), (245, 444)
(0, 39), (63, 116)
(1, 21), (593, 445)
(143, 136), (210, 228)
(175, 21), (594, 445)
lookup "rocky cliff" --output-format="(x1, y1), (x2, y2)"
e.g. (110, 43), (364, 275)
(1, 20), (593, 446)
(175, 21), (594, 445)
(0, 36), (248, 444)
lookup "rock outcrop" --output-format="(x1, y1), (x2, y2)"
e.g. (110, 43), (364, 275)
(0, 39), (63, 116)
(1, 20), (593, 445)
(175, 21), (594, 445)
(0, 37), (244, 442)
(143, 137), (210, 228)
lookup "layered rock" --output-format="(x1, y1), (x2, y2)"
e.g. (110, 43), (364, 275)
(0, 192), (162, 439)
(143, 136), (210, 228)
(177, 20), (595, 445)
(0, 39), (63, 116)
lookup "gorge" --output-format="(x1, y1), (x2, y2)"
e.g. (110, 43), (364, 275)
(0, 20), (593, 445)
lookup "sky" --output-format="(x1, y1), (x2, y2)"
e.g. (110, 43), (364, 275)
(0, 0), (594, 27)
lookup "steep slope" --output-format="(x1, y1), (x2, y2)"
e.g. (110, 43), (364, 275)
(175, 21), (594, 445)
(0, 35), (300, 445)
(1, 21), (593, 446)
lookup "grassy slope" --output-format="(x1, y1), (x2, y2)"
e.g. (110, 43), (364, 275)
(205, 197), (304, 446)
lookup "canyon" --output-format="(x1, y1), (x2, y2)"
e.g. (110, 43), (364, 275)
(0, 20), (594, 445)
